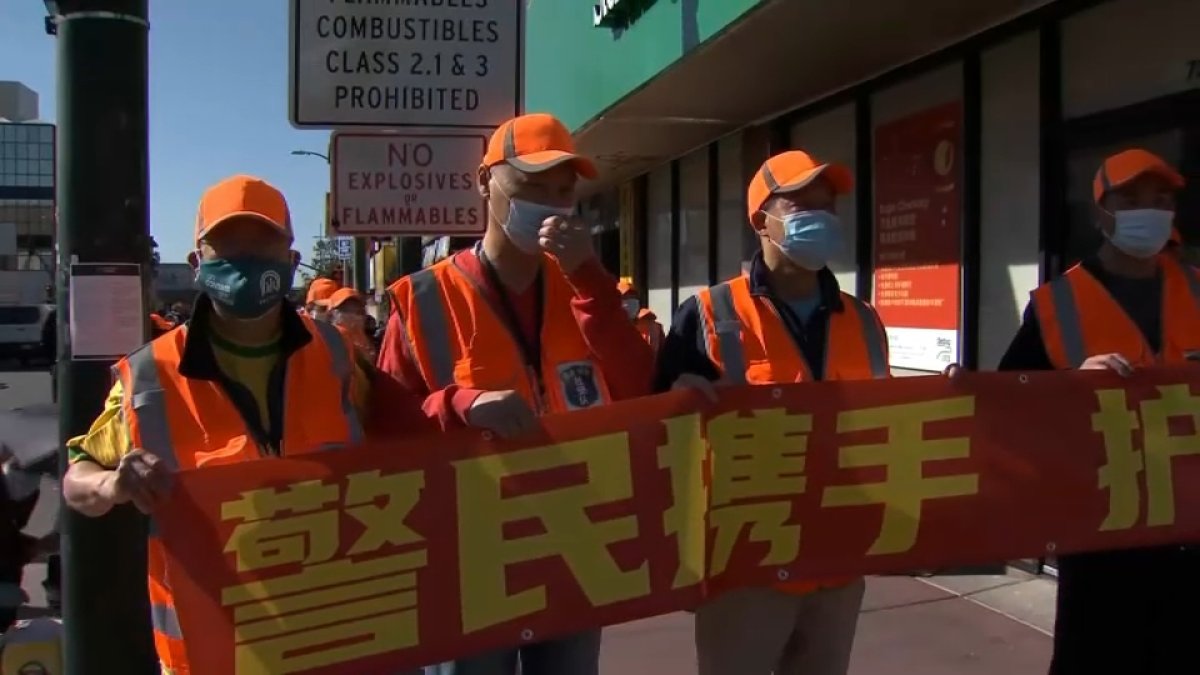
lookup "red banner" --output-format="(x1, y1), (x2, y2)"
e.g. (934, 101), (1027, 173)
(158, 369), (1200, 675)
(873, 100), (963, 371)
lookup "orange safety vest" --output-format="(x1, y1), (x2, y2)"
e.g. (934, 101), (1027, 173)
(389, 253), (611, 414)
(1031, 255), (1200, 369)
(696, 275), (889, 595)
(113, 316), (363, 674)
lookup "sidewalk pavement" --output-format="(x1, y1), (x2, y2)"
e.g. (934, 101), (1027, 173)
(601, 569), (1057, 674)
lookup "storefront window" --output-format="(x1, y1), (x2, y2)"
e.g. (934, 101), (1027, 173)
(1061, 0), (1199, 119)
(717, 133), (749, 281)
(790, 104), (858, 295)
(871, 65), (963, 373)
(678, 150), (708, 303)
(646, 165), (674, 329)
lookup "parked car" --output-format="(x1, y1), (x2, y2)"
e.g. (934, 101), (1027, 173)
(0, 305), (53, 366)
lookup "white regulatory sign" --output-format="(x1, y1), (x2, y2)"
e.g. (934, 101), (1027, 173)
(289, 0), (522, 129)
(332, 132), (488, 236)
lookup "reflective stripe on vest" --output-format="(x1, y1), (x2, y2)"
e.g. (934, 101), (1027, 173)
(707, 283), (748, 383)
(152, 601), (183, 639)
(1045, 275), (1087, 368)
(845, 297), (890, 379)
(1042, 257), (1200, 368)
(705, 283), (889, 381)
(408, 267), (457, 390)
(310, 318), (365, 445)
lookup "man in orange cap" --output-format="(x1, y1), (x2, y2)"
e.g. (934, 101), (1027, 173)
(380, 113), (655, 674)
(328, 286), (376, 358)
(654, 150), (889, 675)
(999, 149), (1197, 674)
(306, 276), (340, 320)
(617, 279), (664, 356)
(59, 174), (437, 675)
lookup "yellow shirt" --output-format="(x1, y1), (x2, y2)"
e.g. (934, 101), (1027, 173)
(68, 330), (373, 469)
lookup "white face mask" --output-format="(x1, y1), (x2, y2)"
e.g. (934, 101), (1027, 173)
(1107, 209), (1174, 259)
(493, 181), (575, 254)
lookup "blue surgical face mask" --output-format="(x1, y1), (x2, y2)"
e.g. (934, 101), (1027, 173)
(503, 197), (575, 253)
(1107, 208), (1174, 259)
(197, 256), (295, 319)
(770, 210), (844, 271)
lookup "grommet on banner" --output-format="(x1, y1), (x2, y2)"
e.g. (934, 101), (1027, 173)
(776, 569), (790, 581)
(771, 387), (783, 399)
(1018, 374), (1030, 384)
(520, 628), (535, 641)
(481, 430), (494, 442)
(1045, 541), (1057, 553)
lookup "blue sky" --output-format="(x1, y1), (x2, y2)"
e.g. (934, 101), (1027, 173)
(1, 1), (331, 264)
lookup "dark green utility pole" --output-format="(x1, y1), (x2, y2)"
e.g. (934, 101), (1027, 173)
(50, 0), (158, 673)
(398, 236), (423, 276)
(352, 236), (370, 290)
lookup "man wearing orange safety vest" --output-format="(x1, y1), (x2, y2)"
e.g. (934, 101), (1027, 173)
(617, 280), (665, 355)
(60, 175), (438, 675)
(305, 276), (340, 320)
(998, 148), (1195, 675)
(328, 286), (376, 359)
(379, 113), (655, 675)
(654, 150), (889, 675)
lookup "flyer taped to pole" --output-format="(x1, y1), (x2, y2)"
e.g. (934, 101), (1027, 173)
(156, 368), (1200, 675)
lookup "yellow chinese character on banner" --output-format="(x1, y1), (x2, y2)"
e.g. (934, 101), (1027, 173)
(1094, 385), (1200, 530)
(822, 397), (978, 556)
(705, 408), (811, 575)
(219, 471), (428, 675)
(657, 414), (708, 590)
(454, 433), (649, 634)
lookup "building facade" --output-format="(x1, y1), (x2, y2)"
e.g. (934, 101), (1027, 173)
(0, 82), (55, 279)
(528, 0), (1199, 372)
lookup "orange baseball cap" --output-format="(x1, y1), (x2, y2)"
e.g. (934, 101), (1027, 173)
(747, 151), (853, 221)
(1092, 148), (1185, 203)
(328, 287), (363, 310)
(483, 113), (598, 179)
(195, 174), (293, 246)
(306, 278), (340, 307)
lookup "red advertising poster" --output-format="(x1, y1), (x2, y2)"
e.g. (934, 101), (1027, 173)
(873, 101), (963, 371)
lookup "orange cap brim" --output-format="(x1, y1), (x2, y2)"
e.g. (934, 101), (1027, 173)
(503, 150), (598, 179)
(1094, 165), (1186, 203)
(198, 211), (292, 244)
(773, 163), (854, 196)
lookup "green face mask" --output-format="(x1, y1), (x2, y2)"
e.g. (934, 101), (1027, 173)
(197, 256), (294, 319)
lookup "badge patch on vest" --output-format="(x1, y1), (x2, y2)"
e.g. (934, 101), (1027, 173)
(556, 361), (602, 410)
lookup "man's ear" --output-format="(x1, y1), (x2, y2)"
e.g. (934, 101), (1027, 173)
(478, 165), (491, 199)
(186, 250), (199, 269)
(749, 211), (768, 235)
